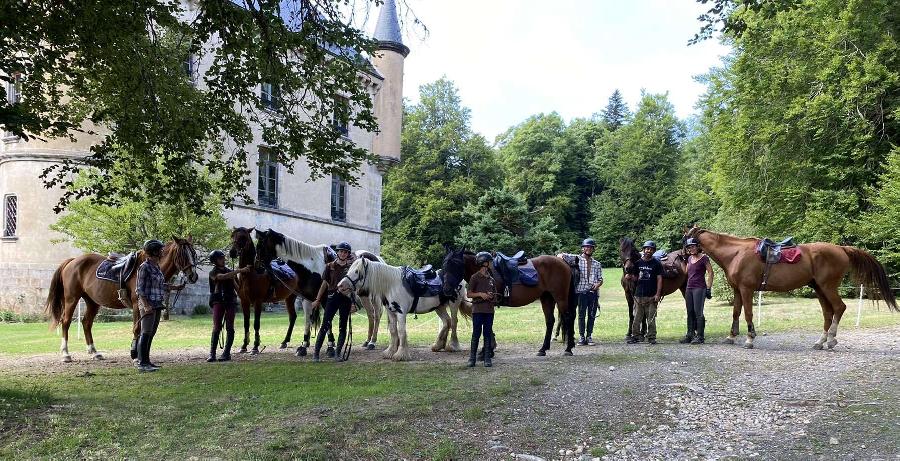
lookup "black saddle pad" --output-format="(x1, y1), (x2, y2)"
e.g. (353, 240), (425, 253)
(96, 252), (137, 283)
(401, 266), (442, 298)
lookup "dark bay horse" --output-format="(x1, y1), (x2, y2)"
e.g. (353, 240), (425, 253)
(45, 237), (199, 362)
(229, 227), (315, 355)
(254, 229), (386, 354)
(441, 247), (577, 356)
(619, 237), (688, 339)
(684, 226), (899, 349)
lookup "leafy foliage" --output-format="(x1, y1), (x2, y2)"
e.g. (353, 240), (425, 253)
(0, 0), (381, 213)
(455, 188), (561, 256)
(600, 89), (630, 131)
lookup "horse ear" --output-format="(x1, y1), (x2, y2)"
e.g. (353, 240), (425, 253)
(187, 234), (193, 244)
(248, 227), (255, 233)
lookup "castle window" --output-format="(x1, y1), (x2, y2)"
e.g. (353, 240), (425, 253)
(257, 148), (278, 208)
(261, 82), (280, 111)
(331, 174), (347, 222)
(4, 74), (21, 139)
(333, 97), (349, 137)
(3, 194), (17, 238)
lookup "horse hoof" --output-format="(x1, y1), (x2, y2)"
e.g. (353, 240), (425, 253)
(280, 342), (288, 350)
(62, 355), (73, 363)
(239, 347), (248, 354)
(564, 350), (573, 356)
(743, 342), (754, 350)
(250, 349), (260, 356)
(362, 340), (370, 348)
(812, 343), (824, 350)
(827, 340), (837, 349)
(536, 350), (546, 357)
(366, 343), (376, 351)
(92, 353), (105, 361)
(721, 337), (735, 345)
(297, 347), (307, 357)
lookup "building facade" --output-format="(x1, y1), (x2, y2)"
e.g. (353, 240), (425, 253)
(0, 1), (408, 313)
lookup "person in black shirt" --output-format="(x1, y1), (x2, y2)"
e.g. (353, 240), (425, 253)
(207, 250), (248, 362)
(627, 241), (663, 344)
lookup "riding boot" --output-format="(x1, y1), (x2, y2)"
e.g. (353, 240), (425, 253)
(467, 338), (477, 367)
(692, 317), (706, 344)
(488, 333), (496, 359)
(145, 334), (160, 370)
(207, 330), (220, 362)
(484, 339), (493, 368)
(313, 331), (327, 362)
(220, 330), (234, 361)
(136, 333), (155, 372)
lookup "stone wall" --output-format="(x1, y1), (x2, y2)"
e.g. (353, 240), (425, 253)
(0, 262), (57, 314)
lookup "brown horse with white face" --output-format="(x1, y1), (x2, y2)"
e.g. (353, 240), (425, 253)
(45, 237), (199, 362)
(684, 226), (899, 349)
(441, 247), (577, 356)
(619, 237), (688, 338)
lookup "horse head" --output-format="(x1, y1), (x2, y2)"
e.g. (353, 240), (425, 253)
(619, 237), (640, 275)
(441, 246), (467, 298)
(170, 235), (199, 284)
(338, 257), (368, 296)
(229, 227), (256, 267)
(254, 228), (285, 265)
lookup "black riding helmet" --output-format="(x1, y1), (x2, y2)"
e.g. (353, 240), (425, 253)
(581, 238), (596, 248)
(209, 250), (227, 264)
(475, 251), (492, 266)
(642, 240), (657, 250)
(335, 241), (352, 252)
(143, 239), (164, 257)
(684, 237), (699, 247)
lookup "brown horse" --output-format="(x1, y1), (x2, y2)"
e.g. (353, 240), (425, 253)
(441, 247), (577, 356)
(684, 226), (899, 349)
(45, 237), (199, 362)
(619, 237), (688, 339)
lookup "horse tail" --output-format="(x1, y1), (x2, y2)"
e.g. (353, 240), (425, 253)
(45, 258), (74, 329)
(458, 298), (473, 321)
(311, 300), (322, 334)
(843, 247), (899, 312)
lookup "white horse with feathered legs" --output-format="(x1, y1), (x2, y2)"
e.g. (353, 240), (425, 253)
(337, 258), (471, 361)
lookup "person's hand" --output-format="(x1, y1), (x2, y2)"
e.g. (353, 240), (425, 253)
(240, 267), (251, 273)
(705, 288), (712, 300)
(311, 299), (321, 310)
(653, 294), (661, 303)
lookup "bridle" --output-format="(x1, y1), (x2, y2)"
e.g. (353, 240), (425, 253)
(342, 258), (369, 292)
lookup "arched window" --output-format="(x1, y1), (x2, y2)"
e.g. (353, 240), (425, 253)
(3, 194), (17, 238)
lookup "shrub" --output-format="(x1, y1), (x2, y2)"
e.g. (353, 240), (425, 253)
(191, 304), (211, 316)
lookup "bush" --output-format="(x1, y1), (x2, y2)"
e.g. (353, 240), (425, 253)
(0, 310), (45, 323)
(191, 304), (211, 316)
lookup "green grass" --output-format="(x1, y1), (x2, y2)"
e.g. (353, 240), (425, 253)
(3, 268), (898, 355)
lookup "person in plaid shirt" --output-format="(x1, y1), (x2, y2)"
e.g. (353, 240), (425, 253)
(559, 238), (604, 345)
(135, 239), (168, 372)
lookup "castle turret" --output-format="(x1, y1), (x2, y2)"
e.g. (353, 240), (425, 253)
(371, 0), (409, 171)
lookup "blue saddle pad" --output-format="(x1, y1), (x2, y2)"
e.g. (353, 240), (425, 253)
(96, 253), (137, 283)
(517, 261), (538, 286)
(270, 260), (296, 281)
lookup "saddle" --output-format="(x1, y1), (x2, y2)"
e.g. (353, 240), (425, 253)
(756, 237), (799, 264)
(652, 249), (682, 279)
(401, 265), (443, 312)
(492, 251), (538, 303)
(269, 259), (296, 281)
(96, 252), (139, 309)
(560, 254), (580, 287)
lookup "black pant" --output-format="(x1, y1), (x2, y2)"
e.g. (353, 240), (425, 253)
(315, 293), (351, 355)
(577, 292), (598, 338)
(471, 312), (495, 352)
(685, 288), (706, 337)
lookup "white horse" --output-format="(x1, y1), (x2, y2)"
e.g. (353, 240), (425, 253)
(255, 229), (385, 354)
(337, 258), (471, 361)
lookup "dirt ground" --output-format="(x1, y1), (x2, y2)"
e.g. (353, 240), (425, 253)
(2, 326), (899, 461)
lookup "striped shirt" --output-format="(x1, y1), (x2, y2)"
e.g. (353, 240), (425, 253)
(136, 260), (166, 308)
(566, 253), (603, 294)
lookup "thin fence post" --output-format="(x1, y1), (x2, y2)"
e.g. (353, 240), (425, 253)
(77, 300), (83, 339)
(756, 291), (763, 327)
(855, 284), (864, 327)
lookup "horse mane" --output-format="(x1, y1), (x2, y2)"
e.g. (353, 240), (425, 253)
(270, 230), (329, 275)
(699, 228), (758, 244)
(351, 259), (401, 298)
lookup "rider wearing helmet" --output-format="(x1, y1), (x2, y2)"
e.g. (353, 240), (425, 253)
(467, 251), (497, 368)
(627, 240), (663, 345)
(135, 239), (167, 372)
(682, 237), (714, 344)
(312, 241), (356, 362)
(557, 238), (604, 346)
(206, 250), (249, 362)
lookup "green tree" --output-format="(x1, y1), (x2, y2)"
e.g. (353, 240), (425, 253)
(381, 78), (497, 265)
(455, 188), (560, 256)
(600, 89), (630, 131)
(1, 0), (384, 213)
(855, 148), (900, 276)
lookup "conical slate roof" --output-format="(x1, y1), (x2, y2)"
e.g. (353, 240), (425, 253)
(373, 0), (409, 57)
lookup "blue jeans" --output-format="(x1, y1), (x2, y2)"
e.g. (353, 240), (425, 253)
(471, 312), (495, 354)
(577, 292), (598, 338)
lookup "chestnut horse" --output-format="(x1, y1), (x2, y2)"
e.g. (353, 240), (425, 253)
(619, 237), (688, 339)
(684, 227), (899, 349)
(441, 247), (577, 356)
(45, 237), (199, 362)
(253, 228), (386, 355)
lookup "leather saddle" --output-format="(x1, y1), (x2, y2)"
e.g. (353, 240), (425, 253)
(492, 251), (538, 300)
(400, 265), (443, 313)
(756, 237), (796, 264)
(96, 252), (138, 286)
(652, 249), (682, 279)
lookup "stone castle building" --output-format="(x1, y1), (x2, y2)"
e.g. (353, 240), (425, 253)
(0, 1), (408, 313)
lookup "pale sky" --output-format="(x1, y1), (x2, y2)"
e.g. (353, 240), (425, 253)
(372, 0), (731, 142)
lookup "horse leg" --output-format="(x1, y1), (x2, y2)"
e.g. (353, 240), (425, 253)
(625, 288), (635, 340)
(393, 313), (412, 361)
(251, 303), (262, 355)
(808, 282), (832, 350)
(59, 296), (78, 363)
(130, 304), (140, 361)
(538, 293), (555, 356)
(81, 298), (104, 360)
(820, 285), (846, 350)
(432, 306), (451, 352)
(739, 288), (756, 349)
(383, 309), (399, 359)
(297, 299), (311, 357)
(447, 302), (461, 352)
(281, 297), (296, 349)
(240, 300), (250, 353)
(722, 287), (742, 344)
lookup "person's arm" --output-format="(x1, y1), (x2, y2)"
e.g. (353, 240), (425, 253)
(593, 261), (603, 289)
(705, 257), (714, 298)
(212, 267), (248, 281)
(654, 274), (663, 302)
(311, 280), (328, 309)
(467, 276), (492, 301)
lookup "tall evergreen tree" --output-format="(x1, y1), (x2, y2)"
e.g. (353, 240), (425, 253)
(600, 89), (630, 131)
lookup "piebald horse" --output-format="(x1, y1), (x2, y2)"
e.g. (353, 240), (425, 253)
(45, 237), (199, 362)
(684, 226), (898, 349)
(254, 229), (386, 354)
(337, 258), (471, 361)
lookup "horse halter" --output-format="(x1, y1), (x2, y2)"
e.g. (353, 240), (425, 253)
(343, 259), (369, 291)
(174, 242), (199, 279)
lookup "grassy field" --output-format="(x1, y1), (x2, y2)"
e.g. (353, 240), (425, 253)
(2, 268), (898, 355)
(2, 268), (898, 459)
